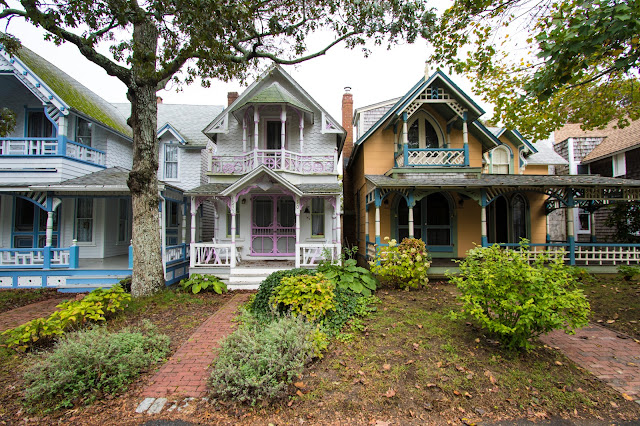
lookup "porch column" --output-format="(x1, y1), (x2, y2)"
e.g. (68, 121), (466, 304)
(402, 112), (409, 166)
(181, 201), (187, 244)
(299, 114), (304, 153)
(365, 204), (370, 244)
(295, 198), (301, 268)
(336, 194), (342, 247)
(190, 197), (197, 243)
(462, 111), (470, 166)
(480, 190), (488, 247)
(408, 205), (414, 238)
(254, 108), (260, 165)
(281, 105), (286, 169)
(590, 210), (597, 243)
(242, 117), (247, 152)
(374, 189), (382, 245)
(45, 210), (54, 247)
(566, 193), (576, 265)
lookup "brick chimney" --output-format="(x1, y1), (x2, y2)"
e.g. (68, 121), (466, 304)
(341, 87), (354, 161)
(227, 91), (239, 106)
(156, 96), (163, 104)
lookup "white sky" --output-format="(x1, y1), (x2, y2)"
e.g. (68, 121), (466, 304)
(4, 18), (491, 123)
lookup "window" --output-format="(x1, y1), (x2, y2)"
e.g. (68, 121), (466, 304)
(407, 115), (441, 149)
(576, 209), (591, 234)
(488, 193), (529, 243)
(424, 193), (451, 245)
(76, 117), (93, 146)
(311, 198), (325, 236)
(75, 198), (93, 243)
(165, 201), (179, 245)
(13, 198), (59, 248)
(577, 164), (590, 175)
(26, 110), (54, 138)
(511, 194), (527, 242)
(491, 146), (510, 174)
(613, 153), (626, 177)
(266, 121), (282, 150)
(226, 203), (240, 236)
(117, 199), (131, 243)
(164, 144), (178, 179)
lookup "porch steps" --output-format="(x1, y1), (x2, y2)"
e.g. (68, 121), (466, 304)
(57, 275), (129, 293)
(226, 267), (292, 290)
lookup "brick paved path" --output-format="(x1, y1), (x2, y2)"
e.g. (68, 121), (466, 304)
(141, 292), (250, 398)
(541, 324), (640, 401)
(0, 297), (70, 332)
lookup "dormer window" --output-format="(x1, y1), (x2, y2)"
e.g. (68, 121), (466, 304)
(76, 117), (93, 146)
(491, 146), (510, 174)
(407, 112), (442, 149)
(164, 144), (178, 180)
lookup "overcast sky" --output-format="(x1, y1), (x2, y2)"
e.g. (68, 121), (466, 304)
(5, 17), (490, 123)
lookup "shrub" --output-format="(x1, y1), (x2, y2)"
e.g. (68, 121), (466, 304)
(118, 276), (132, 293)
(321, 287), (379, 335)
(370, 237), (431, 289)
(209, 315), (316, 404)
(250, 268), (310, 319)
(271, 273), (335, 322)
(318, 247), (378, 296)
(2, 285), (131, 351)
(449, 244), (590, 351)
(179, 273), (227, 294)
(618, 265), (640, 281)
(23, 321), (169, 411)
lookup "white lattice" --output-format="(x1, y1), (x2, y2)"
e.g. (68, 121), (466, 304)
(447, 100), (466, 118)
(575, 245), (640, 265)
(404, 101), (421, 117)
(407, 149), (465, 166)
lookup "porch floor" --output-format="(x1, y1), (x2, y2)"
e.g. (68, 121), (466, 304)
(78, 255), (130, 270)
(237, 258), (295, 269)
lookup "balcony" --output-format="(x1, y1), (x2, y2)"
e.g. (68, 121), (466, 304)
(209, 149), (338, 175)
(395, 145), (468, 167)
(0, 136), (106, 167)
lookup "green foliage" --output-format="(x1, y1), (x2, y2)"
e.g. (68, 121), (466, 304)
(118, 276), (132, 293)
(370, 237), (431, 289)
(271, 273), (335, 322)
(321, 288), (380, 335)
(23, 321), (169, 412)
(449, 244), (590, 351)
(605, 203), (640, 243)
(179, 273), (227, 294)
(250, 268), (310, 319)
(209, 315), (317, 404)
(618, 265), (640, 281)
(318, 246), (378, 296)
(1, 286), (130, 351)
(308, 327), (329, 359)
(430, 0), (640, 140)
(0, 107), (16, 137)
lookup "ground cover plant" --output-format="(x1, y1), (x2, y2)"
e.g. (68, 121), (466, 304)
(23, 321), (170, 412)
(0, 289), (64, 314)
(318, 247), (378, 296)
(449, 244), (590, 350)
(370, 237), (431, 289)
(179, 273), (227, 294)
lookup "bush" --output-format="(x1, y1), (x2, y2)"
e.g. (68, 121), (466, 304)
(179, 273), (227, 294)
(618, 265), (640, 281)
(2, 285), (131, 351)
(250, 268), (310, 319)
(449, 244), (590, 351)
(271, 273), (335, 322)
(118, 276), (132, 293)
(209, 315), (316, 404)
(23, 321), (170, 411)
(318, 247), (378, 296)
(321, 287), (379, 335)
(370, 237), (431, 289)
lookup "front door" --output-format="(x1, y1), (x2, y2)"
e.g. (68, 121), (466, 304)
(251, 195), (295, 255)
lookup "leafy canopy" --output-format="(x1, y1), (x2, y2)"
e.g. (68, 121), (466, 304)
(430, 0), (640, 140)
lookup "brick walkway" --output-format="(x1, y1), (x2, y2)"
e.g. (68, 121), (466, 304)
(0, 297), (70, 332)
(141, 292), (250, 398)
(541, 324), (640, 401)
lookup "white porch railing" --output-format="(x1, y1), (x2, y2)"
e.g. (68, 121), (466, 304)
(210, 149), (337, 175)
(295, 243), (341, 268)
(0, 247), (74, 268)
(396, 147), (466, 167)
(165, 243), (190, 265)
(500, 243), (640, 266)
(0, 136), (106, 166)
(190, 243), (236, 268)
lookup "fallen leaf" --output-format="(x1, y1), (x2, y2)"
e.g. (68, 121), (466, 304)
(383, 363), (391, 371)
(417, 324), (423, 329)
(607, 320), (616, 324)
(405, 359), (415, 365)
(623, 393), (634, 401)
(475, 338), (480, 343)
(412, 343), (420, 350)
(555, 361), (563, 366)
(296, 390), (304, 397)
(287, 400), (293, 407)
(294, 382), (305, 389)
(484, 370), (497, 384)
(426, 383), (437, 388)
(453, 390), (461, 396)
(464, 391), (472, 398)
(610, 401), (618, 408)
(384, 389), (396, 398)
(358, 370), (365, 376)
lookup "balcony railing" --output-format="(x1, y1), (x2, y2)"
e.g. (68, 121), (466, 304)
(295, 243), (341, 268)
(209, 149), (338, 175)
(395, 145), (468, 167)
(0, 136), (106, 166)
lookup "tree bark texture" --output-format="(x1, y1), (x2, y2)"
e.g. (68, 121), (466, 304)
(127, 20), (164, 297)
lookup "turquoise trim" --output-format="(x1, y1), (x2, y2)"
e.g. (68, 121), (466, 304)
(472, 121), (502, 146)
(511, 129), (537, 153)
(157, 123), (187, 145)
(481, 190), (488, 247)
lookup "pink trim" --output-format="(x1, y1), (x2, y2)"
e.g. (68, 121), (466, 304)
(251, 194), (296, 256)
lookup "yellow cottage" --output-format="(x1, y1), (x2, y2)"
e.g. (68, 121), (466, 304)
(343, 70), (640, 273)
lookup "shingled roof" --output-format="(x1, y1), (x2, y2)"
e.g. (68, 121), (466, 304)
(554, 120), (640, 163)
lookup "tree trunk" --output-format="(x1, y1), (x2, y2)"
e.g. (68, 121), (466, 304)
(127, 20), (164, 298)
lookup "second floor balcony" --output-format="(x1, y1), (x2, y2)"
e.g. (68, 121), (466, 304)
(395, 145), (468, 168)
(0, 136), (106, 167)
(208, 148), (338, 175)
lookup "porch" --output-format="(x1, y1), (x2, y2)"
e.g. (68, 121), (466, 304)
(0, 136), (107, 167)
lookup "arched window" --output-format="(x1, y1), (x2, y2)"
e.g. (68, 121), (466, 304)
(487, 193), (529, 243)
(407, 112), (443, 149)
(491, 146), (511, 174)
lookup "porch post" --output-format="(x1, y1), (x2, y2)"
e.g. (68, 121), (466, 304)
(408, 191), (415, 239)
(567, 193), (576, 265)
(365, 204), (370, 245)
(254, 109), (260, 165)
(480, 189), (488, 247)
(590, 209), (597, 243)
(402, 112), (409, 166)
(299, 114), (304, 153)
(45, 210), (54, 247)
(281, 105), (286, 169)
(295, 198), (301, 268)
(230, 197), (237, 268)
(181, 201), (187, 245)
(242, 117), (247, 152)
(462, 111), (469, 167)
(190, 197), (197, 243)
(160, 197), (166, 279)
(374, 189), (381, 245)
(335, 194), (342, 246)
